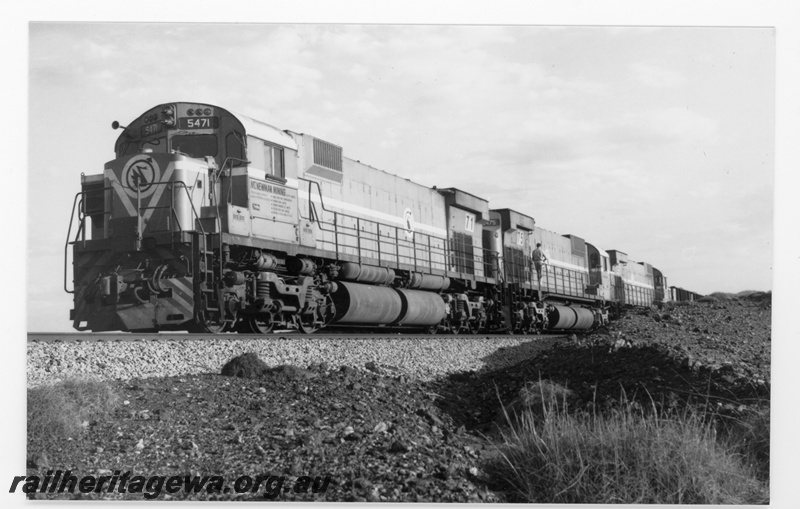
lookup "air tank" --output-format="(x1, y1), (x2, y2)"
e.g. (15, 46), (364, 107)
(408, 272), (450, 291)
(547, 305), (595, 330)
(339, 263), (396, 285)
(287, 257), (315, 275)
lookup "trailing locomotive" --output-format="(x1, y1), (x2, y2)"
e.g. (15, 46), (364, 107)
(65, 102), (679, 334)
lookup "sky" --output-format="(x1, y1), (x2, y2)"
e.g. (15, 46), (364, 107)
(26, 20), (775, 332)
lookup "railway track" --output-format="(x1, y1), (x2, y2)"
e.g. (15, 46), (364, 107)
(28, 332), (567, 343)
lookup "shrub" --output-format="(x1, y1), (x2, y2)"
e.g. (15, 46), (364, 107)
(221, 352), (270, 378)
(28, 380), (119, 444)
(486, 393), (768, 504)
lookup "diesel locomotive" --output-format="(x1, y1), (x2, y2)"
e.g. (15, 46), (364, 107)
(65, 101), (684, 334)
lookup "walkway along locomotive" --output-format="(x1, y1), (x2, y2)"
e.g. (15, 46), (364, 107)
(65, 102), (676, 334)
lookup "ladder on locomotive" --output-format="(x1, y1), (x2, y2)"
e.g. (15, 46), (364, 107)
(192, 231), (222, 320)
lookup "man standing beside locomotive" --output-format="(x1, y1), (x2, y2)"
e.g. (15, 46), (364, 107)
(532, 243), (548, 283)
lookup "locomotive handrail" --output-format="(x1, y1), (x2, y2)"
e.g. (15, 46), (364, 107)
(64, 177), (207, 293)
(64, 191), (82, 293)
(64, 187), (115, 293)
(533, 263), (595, 299)
(296, 177), (499, 280)
(297, 177), (329, 214)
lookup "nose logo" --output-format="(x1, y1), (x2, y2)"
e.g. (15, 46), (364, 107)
(121, 155), (161, 199)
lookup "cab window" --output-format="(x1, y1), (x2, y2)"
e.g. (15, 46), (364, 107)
(247, 135), (285, 179)
(171, 134), (218, 158)
(226, 132), (246, 167)
(120, 137), (165, 156)
(142, 137), (165, 152)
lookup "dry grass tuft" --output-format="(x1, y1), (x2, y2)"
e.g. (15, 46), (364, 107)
(28, 379), (119, 444)
(485, 388), (768, 504)
(715, 404), (771, 483)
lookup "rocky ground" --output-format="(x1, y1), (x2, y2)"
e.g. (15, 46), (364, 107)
(26, 294), (771, 502)
(433, 296), (771, 438)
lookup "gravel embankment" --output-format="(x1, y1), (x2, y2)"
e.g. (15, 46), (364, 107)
(27, 336), (560, 388)
(25, 297), (771, 502)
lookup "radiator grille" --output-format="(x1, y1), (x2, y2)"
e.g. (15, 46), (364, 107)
(451, 232), (475, 274)
(505, 247), (526, 281)
(313, 138), (342, 172)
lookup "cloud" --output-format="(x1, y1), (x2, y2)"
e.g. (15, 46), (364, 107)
(630, 62), (687, 88)
(603, 107), (718, 150)
(641, 107), (718, 141)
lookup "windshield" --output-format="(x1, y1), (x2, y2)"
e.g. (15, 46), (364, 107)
(171, 134), (218, 158)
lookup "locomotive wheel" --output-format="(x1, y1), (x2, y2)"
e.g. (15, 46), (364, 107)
(297, 313), (318, 334)
(424, 324), (439, 335)
(444, 320), (461, 334)
(244, 314), (274, 335)
(188, 317), (229, 334)
(298, 295), (336, 334)
(466, 319), (482, 335)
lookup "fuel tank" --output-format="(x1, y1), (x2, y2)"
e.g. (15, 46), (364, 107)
(394, 288), (447, 326)
(330, 282), (445, 326)
(547, 305), (595, 330)
(330, 282), (402, 324)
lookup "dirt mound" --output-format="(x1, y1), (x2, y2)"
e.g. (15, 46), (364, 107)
(742, 291), (771, 303)
(220, 352), (270, 378)
(708, 292), (736, 300)
(433, 299), (771, 434)
(221, 353), (317, 381)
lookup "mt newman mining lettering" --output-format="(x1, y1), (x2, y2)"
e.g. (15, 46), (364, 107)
(251, 181), (287, 196)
